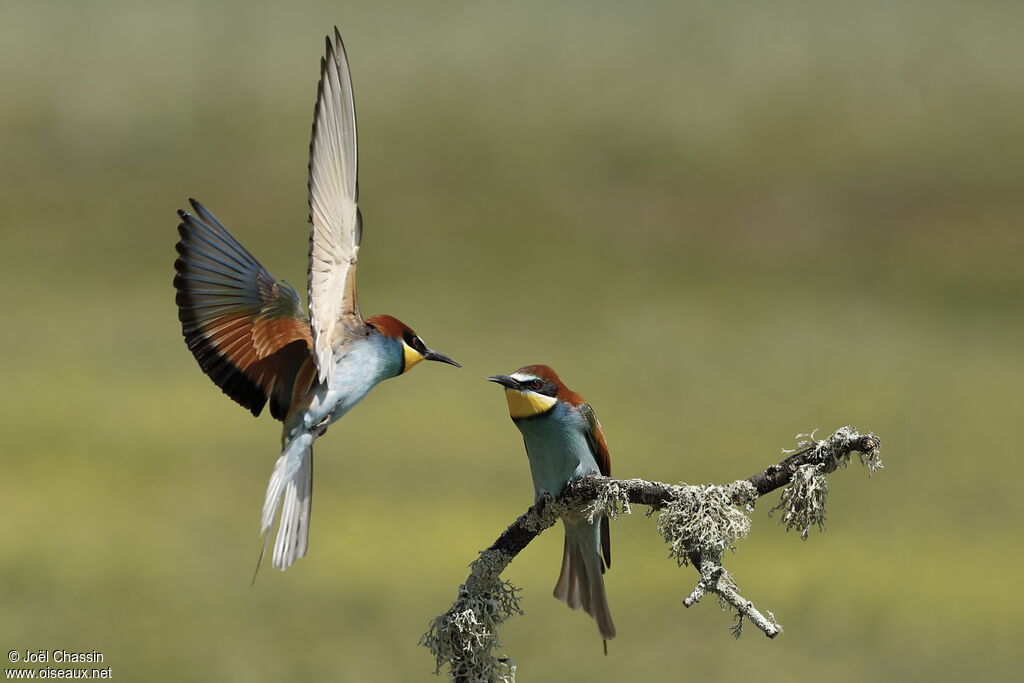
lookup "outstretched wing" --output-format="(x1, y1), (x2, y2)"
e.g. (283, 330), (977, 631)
(307, 26), (362, 383)
(174, 199), (316, 420)
(579, 402), (613, 570)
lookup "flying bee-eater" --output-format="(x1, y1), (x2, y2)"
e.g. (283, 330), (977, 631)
(173, 27), (460, 571)
(488, 365), (616, 644)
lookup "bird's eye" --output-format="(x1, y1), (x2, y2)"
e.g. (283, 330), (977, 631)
(403, 331), (424, 352)
(526, 379), (543, 391)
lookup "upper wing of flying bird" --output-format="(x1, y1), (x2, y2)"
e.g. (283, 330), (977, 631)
(174, 199), (316, 421)
(307, 27), (362, 383)
(579, 402), (613, 569)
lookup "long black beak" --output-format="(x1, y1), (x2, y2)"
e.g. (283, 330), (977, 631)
(487, 374), (520, 389)
(424, 349), (461, 368)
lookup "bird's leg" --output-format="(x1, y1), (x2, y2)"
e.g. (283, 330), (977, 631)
(310, 418), (329, 438)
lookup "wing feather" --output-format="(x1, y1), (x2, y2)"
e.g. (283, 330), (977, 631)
(174, 199), (315, 420)
(579, 402), (613, 570)
(307, 27), (362, 383)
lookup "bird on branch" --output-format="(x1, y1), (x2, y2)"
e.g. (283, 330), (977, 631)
(172, 27), (460, 572)
(488, 365), (616, 647)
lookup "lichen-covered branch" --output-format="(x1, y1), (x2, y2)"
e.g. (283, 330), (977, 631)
(422, 426), (881, 682)
(682, 563), (780, 639)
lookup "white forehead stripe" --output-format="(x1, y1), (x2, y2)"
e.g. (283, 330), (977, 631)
(511, 373), (538, 382)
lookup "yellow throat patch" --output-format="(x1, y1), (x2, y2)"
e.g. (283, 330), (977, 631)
(505, 389), (557, 419)
(402, 341), (425, 373)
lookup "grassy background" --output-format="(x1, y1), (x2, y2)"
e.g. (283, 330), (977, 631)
(2, 0), (1021, 680)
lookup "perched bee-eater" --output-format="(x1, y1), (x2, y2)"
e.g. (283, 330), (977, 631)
(488, 365), (616, 643)
(173, 28), (459, 571)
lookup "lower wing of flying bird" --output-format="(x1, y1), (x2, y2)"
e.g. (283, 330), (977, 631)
(174, 198), (317, 421)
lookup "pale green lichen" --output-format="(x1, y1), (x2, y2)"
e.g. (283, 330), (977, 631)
(654, 482), (786, 639)
(521, 492), (561, 533)
(584, 477), (632, 523)
(787, 426), (884, 475)
(852, 431), (884, 474)
(772, 427), (883, 539)
(421, 558), (523, 683)
(656, 484), (753, 566)
(772, 462), (828, 539)
(726, 479), (758, 508)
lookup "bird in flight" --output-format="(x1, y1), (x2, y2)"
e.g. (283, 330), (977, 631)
(488, 365), (616, 647)
(173, 27), (460, 571)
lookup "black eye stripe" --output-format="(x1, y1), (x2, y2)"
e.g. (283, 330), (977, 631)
(521, 378), (557, 396)
(403, 331), (425, 352)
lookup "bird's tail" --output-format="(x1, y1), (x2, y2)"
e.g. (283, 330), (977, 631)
(553, 519), (616, 642)
(259, 431), (314, 571)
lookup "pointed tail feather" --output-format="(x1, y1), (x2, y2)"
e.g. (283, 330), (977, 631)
(553, 520), (616, 641)
(259, 432), (314, 571)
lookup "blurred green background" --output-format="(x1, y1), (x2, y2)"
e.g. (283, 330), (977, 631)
(2, 0), (1021, 680)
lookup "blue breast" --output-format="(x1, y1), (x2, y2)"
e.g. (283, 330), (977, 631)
(516, 402), (601, 501)
(297, 333), (403, 432)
